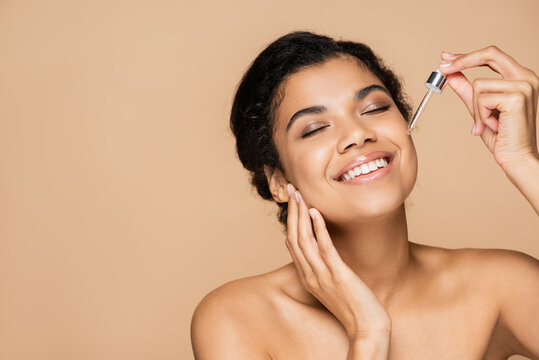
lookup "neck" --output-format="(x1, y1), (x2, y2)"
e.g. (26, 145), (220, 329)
(326, 204), (413, 306)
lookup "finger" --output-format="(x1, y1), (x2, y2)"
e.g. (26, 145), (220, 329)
(473, 78), (535, 97)
(443, 72), (485, 135)
(286, 185), (312, 280)
(441, 52), (461, 61)
(445, 71), (475, 116)
(285, 193), (305, 279)
(438, 45), (520, 79)
(295, 191), (327, 276)
(472, 78), (482, 135)
(473, 78), (535, 134)
(285, 236), (303, 277)
(477, 125), (497, 153)
(444, 71), (484, 134)
(308, 208), (344, 272)
(475, 93), (507, 148)
(476, 91), (528, 132)
(476, 93), (501, 133)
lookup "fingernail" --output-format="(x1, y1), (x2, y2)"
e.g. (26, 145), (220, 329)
(441, 51), (455, 58)
(439, 61), (452, 68)
(309, 208), (317, 219)
(294, 191), (300, 203)
(471, 123), (475, 135)
(286, 184), (292, 196)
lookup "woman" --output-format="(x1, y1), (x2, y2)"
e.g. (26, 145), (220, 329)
(191, 31), (539, 359)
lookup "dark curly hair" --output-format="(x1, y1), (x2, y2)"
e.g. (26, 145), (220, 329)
(229, 30), (413, 233)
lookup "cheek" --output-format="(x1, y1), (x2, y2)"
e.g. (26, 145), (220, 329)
(292, 144), (329, 181)
(387, 113), (409, 133)
(382, 120), (418, 190)
(289, 144), (333, 206)
(401, 136), (419, 189)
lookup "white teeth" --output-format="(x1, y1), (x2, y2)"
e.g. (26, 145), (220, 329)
(339, 157), (390, 182)
(360, 163), (370, 173)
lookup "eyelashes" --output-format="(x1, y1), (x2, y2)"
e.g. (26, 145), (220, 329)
(300, 105), (391, 138)
(366, 105), (391, 114)
(301, 125), (330, 138)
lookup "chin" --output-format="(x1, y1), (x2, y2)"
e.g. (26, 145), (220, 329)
(319, 167), (417, 224)
(321, 192), (407, 225)
(355, 196), (406, 220)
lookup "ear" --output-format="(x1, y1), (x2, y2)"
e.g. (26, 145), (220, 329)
(263, 165), (290, 203)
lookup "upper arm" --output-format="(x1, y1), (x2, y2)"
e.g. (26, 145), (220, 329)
(490, 250), (539, 358)
(190, 283), (269, 360)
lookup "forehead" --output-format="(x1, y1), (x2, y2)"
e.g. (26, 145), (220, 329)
(273, 55), (383, 128)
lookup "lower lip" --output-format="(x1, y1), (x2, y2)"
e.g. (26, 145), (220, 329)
(337, 158), (393, 185)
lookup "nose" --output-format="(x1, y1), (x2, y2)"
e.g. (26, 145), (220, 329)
(336, 117), (377, 153)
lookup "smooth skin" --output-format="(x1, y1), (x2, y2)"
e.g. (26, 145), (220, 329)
(286, 186), (391, 359)
(191, 46), (539, 359)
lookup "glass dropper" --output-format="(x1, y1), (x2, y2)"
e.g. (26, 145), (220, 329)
(407, 68), (447, 135)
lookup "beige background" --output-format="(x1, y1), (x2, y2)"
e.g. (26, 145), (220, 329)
(0, 0), (537, 359)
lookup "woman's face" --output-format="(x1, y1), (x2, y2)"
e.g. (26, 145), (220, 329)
(270, 55), (418, 224)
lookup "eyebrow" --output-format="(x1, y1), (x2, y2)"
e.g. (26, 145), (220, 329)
(285, 84), (390, 132)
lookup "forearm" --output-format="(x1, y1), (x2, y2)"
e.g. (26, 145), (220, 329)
(346, 333), (390, 360)
(502, 154), (539, 215)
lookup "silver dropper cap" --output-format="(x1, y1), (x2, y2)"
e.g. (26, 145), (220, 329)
(425, 69), (447, 94)
(407, 68), (447, 134)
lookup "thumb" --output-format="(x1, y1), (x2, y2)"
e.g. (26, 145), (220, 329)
(445, 71), (474, 115)
(445, 71), (486, 135)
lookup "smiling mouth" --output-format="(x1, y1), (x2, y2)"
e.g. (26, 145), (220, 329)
(336, 156), (394, 183)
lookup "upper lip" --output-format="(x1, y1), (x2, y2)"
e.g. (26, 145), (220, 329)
(332, 150), (395, 181)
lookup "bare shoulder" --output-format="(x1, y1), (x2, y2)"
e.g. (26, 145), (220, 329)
(450, 246), (539, 302)
(456, 247), (539, 358)
(416, 243), (539, 356)
(190, 267), (287, 359)
(411, 242), (538, 277)
(410, 242), (539, 305)
(447, 246), (539, 279)
(192, 270), (282, 322)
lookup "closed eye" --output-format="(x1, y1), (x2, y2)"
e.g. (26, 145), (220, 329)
(301, 125), (329, 138)
(364, 105), (391, 114)
(300, 105), (391, 138)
